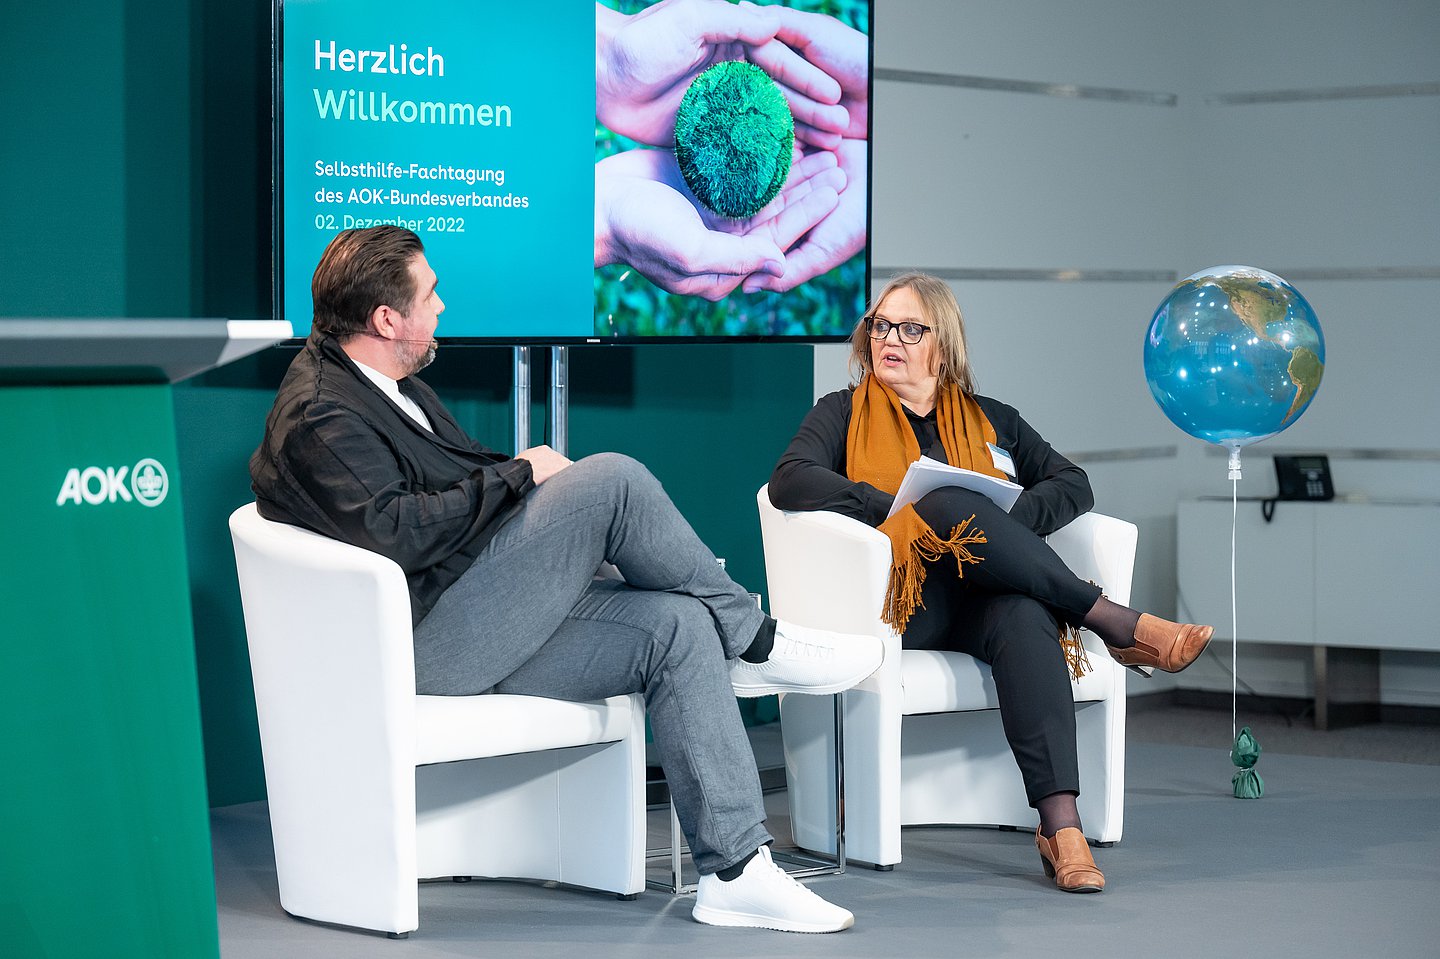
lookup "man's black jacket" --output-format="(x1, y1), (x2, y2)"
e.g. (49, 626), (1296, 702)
(250, 334), (534, 625)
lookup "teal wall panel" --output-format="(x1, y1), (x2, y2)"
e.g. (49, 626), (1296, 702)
(0, 2), (128, 315)
(173, 378), (279, 807)
(122, 0), (193, 315)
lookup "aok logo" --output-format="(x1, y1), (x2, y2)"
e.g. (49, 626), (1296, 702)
(56, 458), (169, 508)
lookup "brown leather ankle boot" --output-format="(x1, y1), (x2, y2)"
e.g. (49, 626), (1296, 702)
(1035, 827), (1104, 893)
(1106, 614), (1213, 673)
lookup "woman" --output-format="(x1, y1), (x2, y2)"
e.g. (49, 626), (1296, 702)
(769, 272), (1213, 894)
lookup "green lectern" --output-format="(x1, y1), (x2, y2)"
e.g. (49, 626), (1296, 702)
(0, 319), (291, 959)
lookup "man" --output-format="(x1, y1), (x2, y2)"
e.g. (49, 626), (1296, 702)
(250, 226), (882, 933)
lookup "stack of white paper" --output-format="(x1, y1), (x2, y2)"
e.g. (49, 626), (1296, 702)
(886, 456), (1023, 518)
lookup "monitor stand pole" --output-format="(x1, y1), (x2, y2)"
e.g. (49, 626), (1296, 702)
(550, 345), (568, 457)
(513, 345), (569, 457)
(512, 346), (530, 454)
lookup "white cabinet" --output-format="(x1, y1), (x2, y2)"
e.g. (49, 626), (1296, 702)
(1178, 498), (1440, 728)
(1177, 499), (1440, 652)
(1312, 503), (1439, 651)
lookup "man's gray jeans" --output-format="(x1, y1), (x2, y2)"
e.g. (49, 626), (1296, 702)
(413, 452), (772, 874)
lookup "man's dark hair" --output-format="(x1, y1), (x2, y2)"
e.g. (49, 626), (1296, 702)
(310, 226), (426, 338)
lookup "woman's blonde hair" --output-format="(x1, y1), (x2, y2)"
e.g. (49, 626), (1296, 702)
(849, 271), (976, 395)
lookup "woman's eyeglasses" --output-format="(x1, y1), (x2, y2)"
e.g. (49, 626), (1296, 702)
(865, 316), (931, 345)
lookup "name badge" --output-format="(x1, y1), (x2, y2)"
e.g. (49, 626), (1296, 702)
(988, 442), (1016, 477)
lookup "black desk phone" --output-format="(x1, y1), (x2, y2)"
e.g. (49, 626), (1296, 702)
(1273, 454), (1334, 501)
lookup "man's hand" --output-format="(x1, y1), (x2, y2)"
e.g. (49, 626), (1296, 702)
(517, 445), (573, 485)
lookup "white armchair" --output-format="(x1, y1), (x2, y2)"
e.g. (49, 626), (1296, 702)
(229, 503), (646, 937)
(756, 486), (1136, 869)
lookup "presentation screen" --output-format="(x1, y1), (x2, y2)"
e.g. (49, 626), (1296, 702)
(276, 0), (871, 341)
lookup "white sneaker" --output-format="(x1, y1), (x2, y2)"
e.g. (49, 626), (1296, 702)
(730, 620), (883, 698)
(692, 846), (855, 933)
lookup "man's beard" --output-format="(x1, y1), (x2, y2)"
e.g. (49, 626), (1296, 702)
(403, 339), (438, 376)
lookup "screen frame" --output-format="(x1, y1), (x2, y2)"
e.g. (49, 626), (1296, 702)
(271, 0), (873, 346)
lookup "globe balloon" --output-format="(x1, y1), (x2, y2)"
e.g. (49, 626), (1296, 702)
(1143, 266), (1323, 450)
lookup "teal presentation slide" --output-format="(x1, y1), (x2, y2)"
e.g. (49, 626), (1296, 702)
(282, 0), (593, 338)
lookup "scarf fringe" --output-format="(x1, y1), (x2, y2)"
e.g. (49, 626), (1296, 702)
(1059, 624), (1093, 681)
(883, 515), (987, 635)
(1058, 581), (1100, 681)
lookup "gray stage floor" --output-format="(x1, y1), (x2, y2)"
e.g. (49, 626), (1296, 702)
(212, 708), (1440, 958)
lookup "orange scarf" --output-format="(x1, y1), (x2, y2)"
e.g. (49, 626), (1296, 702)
(846, 375), (1003, 635)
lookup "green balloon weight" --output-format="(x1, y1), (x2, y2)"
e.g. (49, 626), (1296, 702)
(1230, 725), (1265, 799)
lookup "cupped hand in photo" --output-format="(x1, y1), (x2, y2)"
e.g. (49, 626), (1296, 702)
(595, 146), (844, 300)
(596, 0), (849, 148)
(764, 4), (868, 140)
(743, 138), (865, 293)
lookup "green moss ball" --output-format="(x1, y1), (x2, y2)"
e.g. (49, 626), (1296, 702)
(674, 61), (794, 219)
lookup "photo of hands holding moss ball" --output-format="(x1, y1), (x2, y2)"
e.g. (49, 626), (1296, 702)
(594, 0), (868, 337)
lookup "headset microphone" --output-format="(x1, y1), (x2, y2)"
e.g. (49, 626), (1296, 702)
(363, 332), (439, 346)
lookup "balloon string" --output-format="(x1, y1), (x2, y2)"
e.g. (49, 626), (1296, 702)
(1231, 470), (1239, 745)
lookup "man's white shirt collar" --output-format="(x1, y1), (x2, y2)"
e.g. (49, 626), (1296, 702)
(352, 359), (434, 433)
